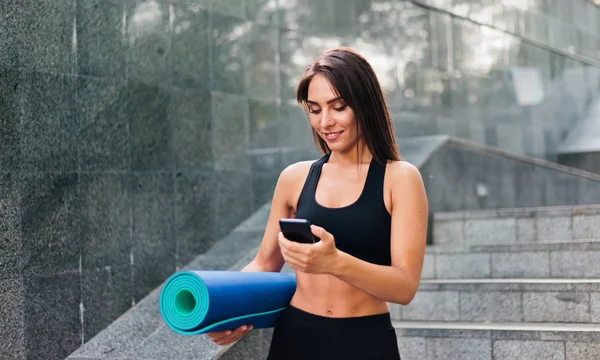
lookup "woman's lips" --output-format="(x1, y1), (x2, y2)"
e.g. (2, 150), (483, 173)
(324, 131), (343, 141)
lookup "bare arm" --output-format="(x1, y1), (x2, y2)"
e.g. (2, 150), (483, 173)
(242, 162), (307, 273)
(331, 162), (428, 305)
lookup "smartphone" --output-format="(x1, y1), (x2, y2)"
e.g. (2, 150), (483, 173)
(279, 218), (318, 244)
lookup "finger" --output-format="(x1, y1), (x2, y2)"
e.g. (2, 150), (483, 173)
(284, 255), (307, 272)
(219, 325), (252, 345)
(213, 328), (242, 345)
(310, 225), (331, 242)
(209, 329), (233, 342)
(281, 248), (305, 265)
(280, 236), (312, 256)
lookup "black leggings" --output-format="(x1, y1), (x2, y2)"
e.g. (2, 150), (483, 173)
(266, 305), (401, 360)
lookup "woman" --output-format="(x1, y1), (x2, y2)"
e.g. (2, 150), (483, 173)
(208, 47), (428, 359)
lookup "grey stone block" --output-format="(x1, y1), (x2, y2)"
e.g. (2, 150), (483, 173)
(129, 173), (175, 302)
(68, 291), (163, 359)
(211, 0), (246, 19)
(0, 2), (19, 70)
(493, 340), (564, 360)
(126, 1), (169, 84)
(460, 292), (522, 322)
(396, 337), (427, 360)
(566, 341), (600, 360)
(19, 0), (75, 73)
(464, 218), (516, 246)
(516, 217), (536, 242)
(211, 13), (247, 93)
(215, 171), (254, 238)
(82, 266), (133, 342)
(551, 251), (600, 277)
(427, 338), (491, 360)
(212, 92), (250, 165)
(246, 27), (278, 101)
(234, 203), (270, 232)
(249, 102), (279, 152)
(436, 253), (490, 279)
(497, 122), (524, 155)
(537, 216), (573, 241)
(246, 0), (277, 26)
(252, 172), (279, 209)
(491, 252), (550, 278)
(174, 172), (218, 267)
(170, 87), (213, 171)
(523, 292), (590, 323)
(24, 273), (81, 360)
(590, 293), (600, 323)
(77, 77), (128, 172)
(573, 214), (600, 239)
(0, 70), (20, 172)
(401, 291), (459, 321)
(79, 174), (130, 270)
(171, 4), (210, 89)
(76, 0), (126, 78)
(433, 219), (464, 247)
(0, 197), (22, 272)
(124, 325), (220, 360)
(128, 82), (171, 171)
(19, 71), (77, 172)
(0, 276), (25, 360)
(421, 253), (435, 279)
(19, 173), (81, 274)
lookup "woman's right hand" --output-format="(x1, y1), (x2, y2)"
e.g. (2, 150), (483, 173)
(206, 325), (254, 346)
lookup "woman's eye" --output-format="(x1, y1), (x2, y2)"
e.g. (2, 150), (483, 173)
(309, 109), (321, 114)
(334, 105), (347, 112)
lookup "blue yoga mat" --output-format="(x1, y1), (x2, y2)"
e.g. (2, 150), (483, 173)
(159, 270), (297, 335)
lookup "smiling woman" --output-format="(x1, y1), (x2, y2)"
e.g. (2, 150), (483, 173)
(296, 47), (400, 166)
(206, 47), (428, 360)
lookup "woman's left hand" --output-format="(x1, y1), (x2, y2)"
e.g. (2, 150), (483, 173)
(279, 225), (341, 275)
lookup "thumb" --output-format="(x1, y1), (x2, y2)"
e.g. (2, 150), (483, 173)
(310, 225), (331, 242)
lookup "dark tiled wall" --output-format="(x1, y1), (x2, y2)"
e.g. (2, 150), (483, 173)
(1, 1), (599, 359)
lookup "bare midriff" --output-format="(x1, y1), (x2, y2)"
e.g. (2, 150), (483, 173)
(289, 271), (389, 318)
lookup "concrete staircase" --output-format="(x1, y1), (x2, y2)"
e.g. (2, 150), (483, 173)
(391, 205), (600, 359)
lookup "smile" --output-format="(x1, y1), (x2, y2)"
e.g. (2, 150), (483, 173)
(324, 131), (343, 141)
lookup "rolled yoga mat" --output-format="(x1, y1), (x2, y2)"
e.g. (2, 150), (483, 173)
(159, 270), (297, 335)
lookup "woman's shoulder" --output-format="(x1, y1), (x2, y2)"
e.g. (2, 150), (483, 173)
(277, 159), (317, 186)
(385, 160), (423, 186)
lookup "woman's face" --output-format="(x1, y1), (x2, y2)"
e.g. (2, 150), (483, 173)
(306, 73), (358, 153)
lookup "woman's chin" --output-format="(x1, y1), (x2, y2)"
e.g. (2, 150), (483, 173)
(325, 142), (351, 153)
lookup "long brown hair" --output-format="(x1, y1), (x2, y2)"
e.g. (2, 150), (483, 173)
(296, 47), (401, 164)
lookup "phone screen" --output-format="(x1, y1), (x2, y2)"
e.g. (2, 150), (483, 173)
(279, 218), (316, 244)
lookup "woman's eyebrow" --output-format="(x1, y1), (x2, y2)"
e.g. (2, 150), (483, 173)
(306, 97), (343, 106)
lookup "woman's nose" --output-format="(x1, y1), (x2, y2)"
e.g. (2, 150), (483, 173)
(320, 109), (335, 127)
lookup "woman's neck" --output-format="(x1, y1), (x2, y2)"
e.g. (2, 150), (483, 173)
(328, 145), (372, 166)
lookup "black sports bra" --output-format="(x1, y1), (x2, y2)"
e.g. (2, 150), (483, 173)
(295, 153), (392, 266)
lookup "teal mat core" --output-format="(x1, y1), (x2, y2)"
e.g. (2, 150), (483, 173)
(175, 289), (197, 316)
(160, 271), (210, 332)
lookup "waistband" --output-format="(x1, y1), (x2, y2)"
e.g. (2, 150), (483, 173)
(284, 305), (392, 328)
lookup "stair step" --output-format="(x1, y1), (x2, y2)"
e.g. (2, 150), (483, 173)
(393, 320), (600, 332)
(432, 205), (600, 248)
(391, 279), (600, 324)
(471, 239), (600, 252)
(423, 241), (600, 279)
(393, 321), (600, 360)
